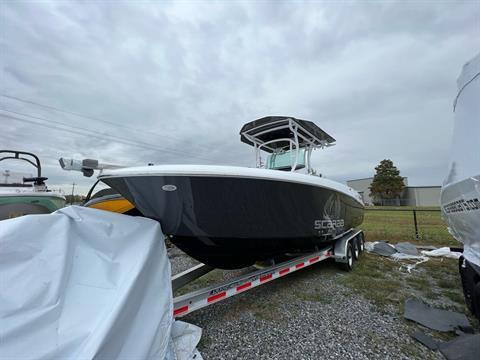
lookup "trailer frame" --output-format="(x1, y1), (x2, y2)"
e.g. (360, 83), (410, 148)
(172, 229), (364, 318)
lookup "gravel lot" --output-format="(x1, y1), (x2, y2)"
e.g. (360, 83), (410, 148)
(168, 247), (443, 360)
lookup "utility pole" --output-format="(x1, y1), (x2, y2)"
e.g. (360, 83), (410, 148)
(70, 182), (76, 205)
(3, 170), (10, 184)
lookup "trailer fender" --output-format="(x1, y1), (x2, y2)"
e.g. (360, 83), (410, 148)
(333, 230), (363, 263)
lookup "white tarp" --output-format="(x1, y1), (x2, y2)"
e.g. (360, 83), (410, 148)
(363, 242), (465, 273)
(421, 247), (462, 260)
(0, 206), (201, 359)
(441, 52), (480, 267)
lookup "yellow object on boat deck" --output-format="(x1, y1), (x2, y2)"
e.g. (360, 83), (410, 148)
(88, 198), (135, 214)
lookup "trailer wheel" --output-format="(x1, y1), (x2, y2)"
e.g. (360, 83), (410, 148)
(357, 233), (365, 253)
(459, 257), (474, 312)
(352, 237), (360, 260)
(339, 242), (354, 271)
(473, 282), (480, 320)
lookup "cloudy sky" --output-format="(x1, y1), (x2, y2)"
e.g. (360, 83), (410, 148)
(1, 0), (479, 195)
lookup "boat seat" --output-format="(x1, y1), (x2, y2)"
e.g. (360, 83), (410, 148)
(23, 177), (48, 186)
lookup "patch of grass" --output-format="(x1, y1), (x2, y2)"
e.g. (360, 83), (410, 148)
(423, 287), (439, 300)
(337, 253), (473, 323)
(407, 276), (430, 291)
(215, 292), (282, 322)
(429, 330), (458, 342)
(295, 289), (332, 304)
(197, 334), (212, 350)
(404, 274), (441, 300)
(338, 249), (480, 347)
(422, 257), (458, 273)
(368, 206), (441, 211)
(363, 208), (457, 247)
(399, 343), (430, 360)
(443, 290), (465, 305)
(338, 253), (404, 308)
(437, 278), (457, 289)
(252, 301), (280, 321)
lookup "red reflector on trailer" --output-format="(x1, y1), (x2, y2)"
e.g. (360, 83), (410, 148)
(309, 256), (320, 263)
(173, 305), (189, 316)
(295, 262), (304, 269)
(279, 268), (290, 275)
(208, 291), (226, 303)
(260, 274), (272, 282)
(237, 282), (252, 292)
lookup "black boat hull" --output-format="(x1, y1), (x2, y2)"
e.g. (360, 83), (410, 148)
(103, 175), (364, 269)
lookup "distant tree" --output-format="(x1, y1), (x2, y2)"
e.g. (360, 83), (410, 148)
(65, 194), (84, 205)
(369, 159), (405, 205)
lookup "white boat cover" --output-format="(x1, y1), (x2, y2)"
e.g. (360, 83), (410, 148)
(441, 52), (480, 267)
(0, 206), (202, 359)
(445, 52), (480, 185)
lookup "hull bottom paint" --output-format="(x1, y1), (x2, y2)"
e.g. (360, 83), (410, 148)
(103, 174), (364, 269)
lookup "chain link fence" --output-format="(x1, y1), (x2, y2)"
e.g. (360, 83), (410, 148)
(370, 199), (418, 206)
(362, 207), (457, 247)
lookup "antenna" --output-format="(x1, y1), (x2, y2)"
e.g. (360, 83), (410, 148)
(59, 157), (124, 177)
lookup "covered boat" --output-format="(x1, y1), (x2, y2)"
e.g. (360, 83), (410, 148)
(441, 53), (480, 320)
(99, 117), (364, 269)
(0, 150), (66, 220)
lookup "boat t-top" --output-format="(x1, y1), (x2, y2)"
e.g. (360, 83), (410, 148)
(97, 116), (364, 269)
(0, 150), (66, 220)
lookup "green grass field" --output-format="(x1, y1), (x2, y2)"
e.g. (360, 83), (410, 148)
(362, 207), (457, 247)
(344, 206), (479, 340)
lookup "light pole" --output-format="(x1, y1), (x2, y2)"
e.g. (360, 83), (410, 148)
(70, 182), (76, 204)
(3, 170), (10, 184)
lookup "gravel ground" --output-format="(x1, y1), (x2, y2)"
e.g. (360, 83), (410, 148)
(169, 246), (200, 275)
(169, 247), (443, 360)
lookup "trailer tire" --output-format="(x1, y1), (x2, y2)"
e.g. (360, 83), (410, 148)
(352, 237), (360, 260)
(459, 257), (474, 312)
(339, 242), (354, 272)
(473, 282), (480, 319)
(357, 233), (365, 253)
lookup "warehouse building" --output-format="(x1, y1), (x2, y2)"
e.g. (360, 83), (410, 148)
(347, 177), (441, 206)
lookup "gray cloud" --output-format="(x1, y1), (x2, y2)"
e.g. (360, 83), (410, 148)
(1, 0), (479, 194)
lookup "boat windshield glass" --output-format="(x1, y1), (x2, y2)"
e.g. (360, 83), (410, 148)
(85, 180), (114, 202)
(266, 149), (306, 171)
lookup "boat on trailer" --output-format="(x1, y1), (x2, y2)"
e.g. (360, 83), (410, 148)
(0, 150), (66, 220)
(99, 116), (364, 269)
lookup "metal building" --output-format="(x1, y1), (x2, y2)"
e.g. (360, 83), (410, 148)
(347, 177), (440, 206)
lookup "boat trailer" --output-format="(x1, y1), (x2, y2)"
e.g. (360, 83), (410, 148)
(172, 229), (365, 318)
